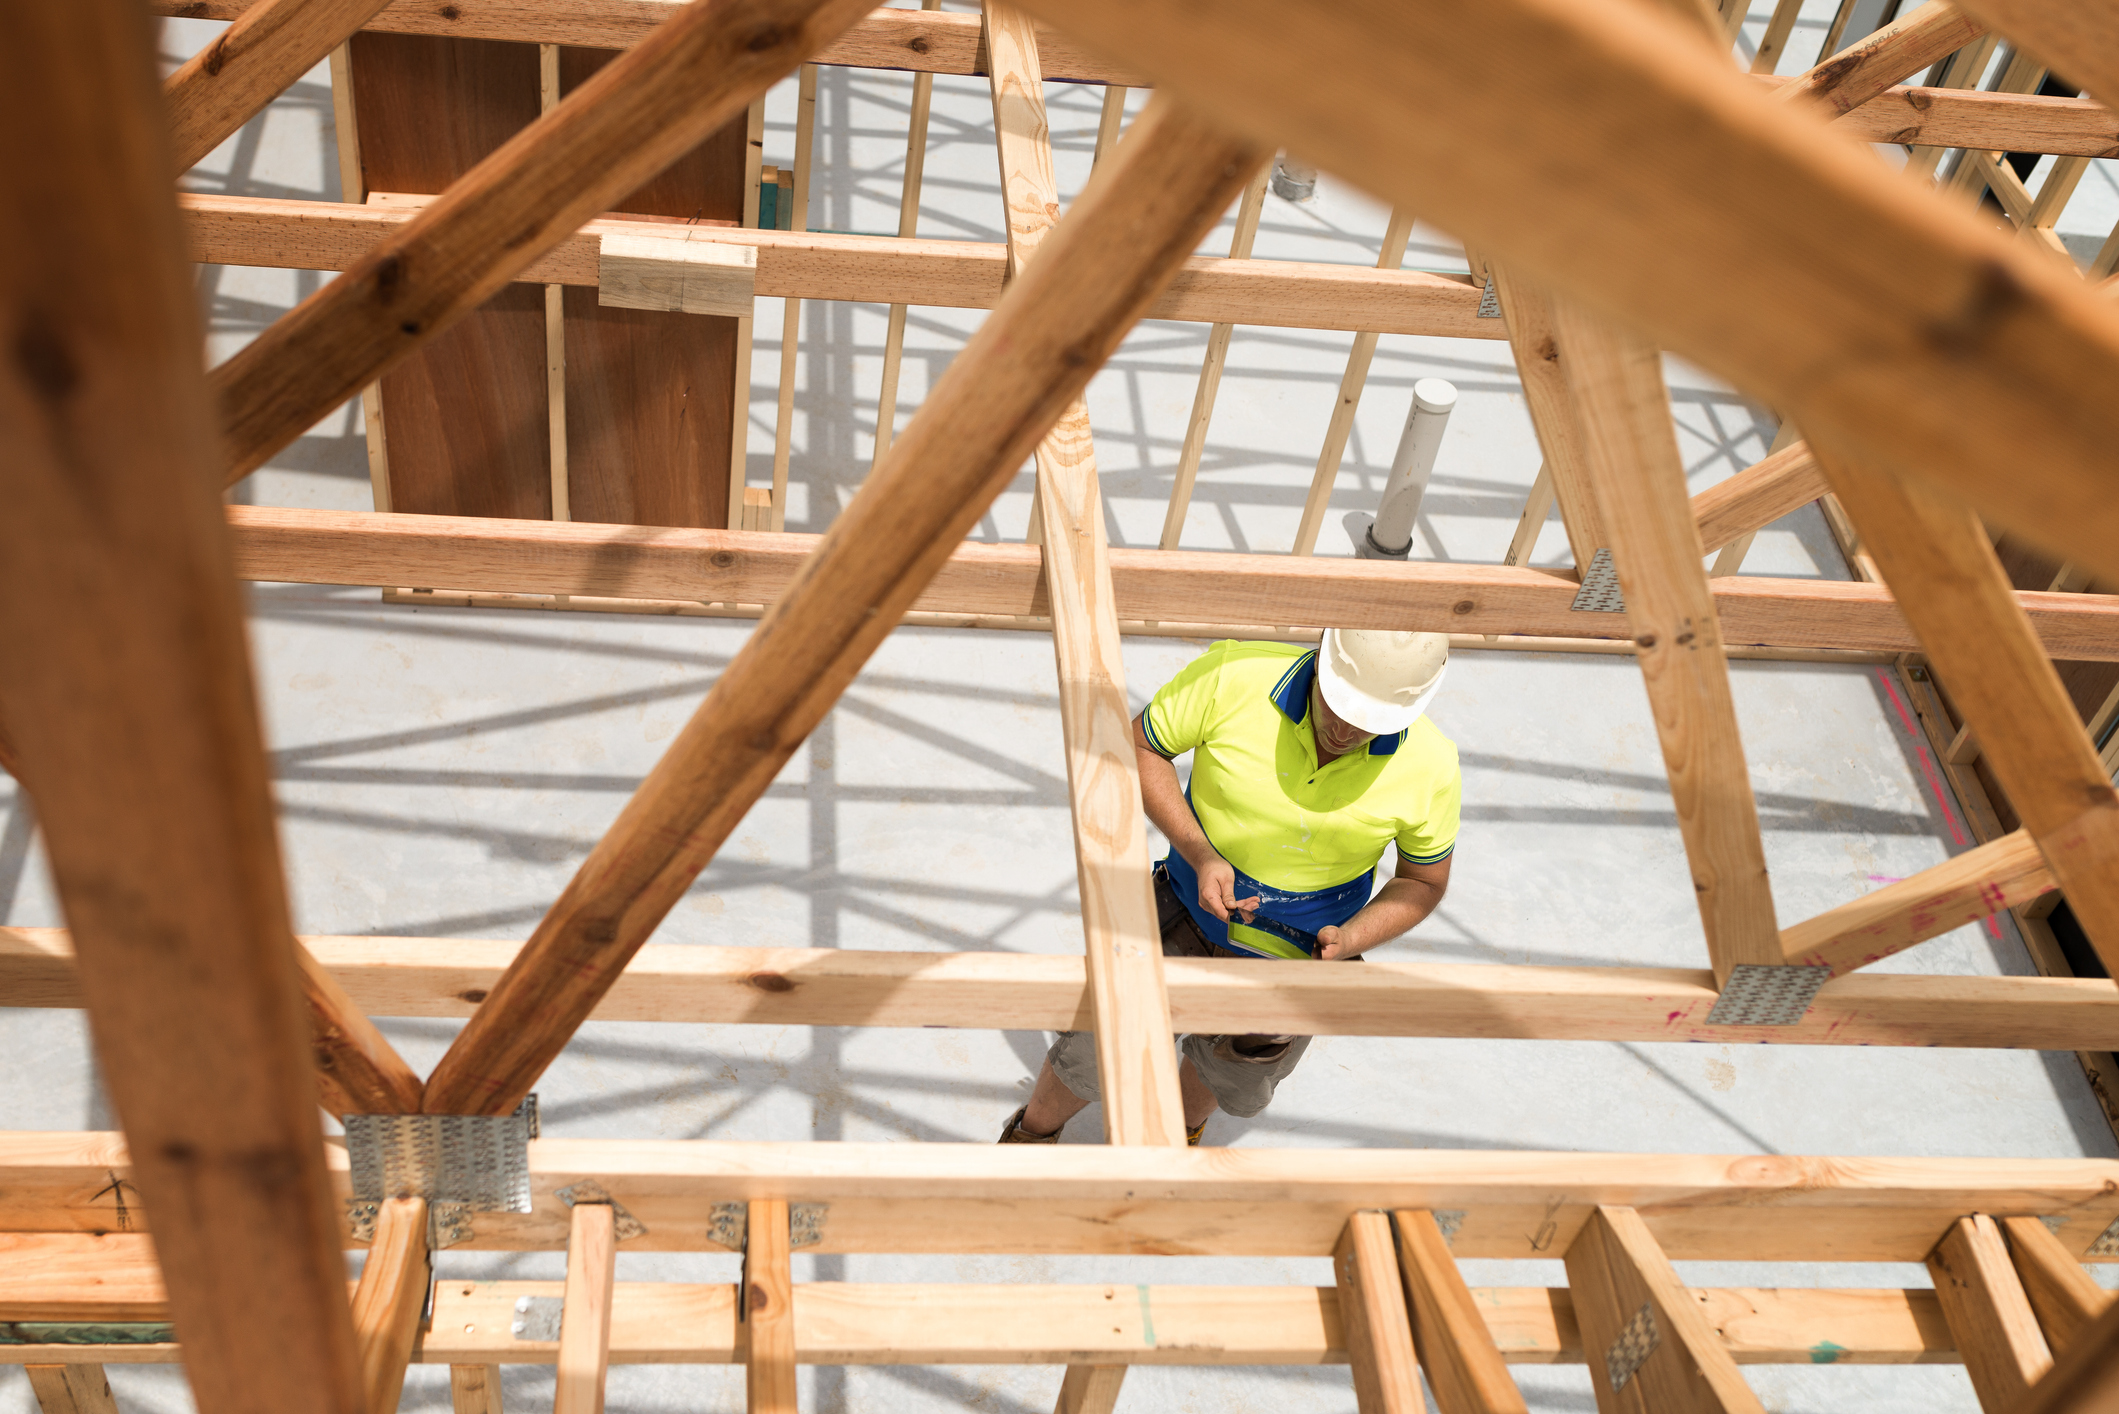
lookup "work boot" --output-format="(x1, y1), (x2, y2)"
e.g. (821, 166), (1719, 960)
(999, 1104), (1061, 1144)
(1187, 1119), (1208, 1146)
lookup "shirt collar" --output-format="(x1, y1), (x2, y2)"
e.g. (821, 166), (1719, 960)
(1267, 650), (1404, 756)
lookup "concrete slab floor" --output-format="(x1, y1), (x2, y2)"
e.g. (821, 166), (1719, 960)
(6, 7), (2118, 1412)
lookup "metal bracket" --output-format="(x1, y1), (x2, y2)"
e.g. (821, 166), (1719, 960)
(707, 1202), (748, 1252)
(511, 1295), (564, 1342)
(1705, 964), (1831, 1026)
(344, 1197), (478, 1250)
(1570, 548), (1626, 613)
(790, 1203), (829, 1250)
(1604, 1302), (1661, 1393)
(1431, 1210), (1466, 1246)
(1476, 274), (1502, 319)
(2085, 1214), (2119, 1258)
(346, 1200), (380, 1243)
(343, 1094), (538, 1214)
(556, 1179), (648, 1241)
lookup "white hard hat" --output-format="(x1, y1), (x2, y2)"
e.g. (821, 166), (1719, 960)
(1316, 629), (1449, 735)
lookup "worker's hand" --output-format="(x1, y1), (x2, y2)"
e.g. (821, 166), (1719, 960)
(1192, 852), (1259, 924)
(1315, 925), (1362, 961)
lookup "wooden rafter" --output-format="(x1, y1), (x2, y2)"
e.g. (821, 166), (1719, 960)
(0, 7), (363, 1411)
(350, 1196), (429, 1414)
(1772, 0), (1986, 116)
(1779, 828), (2055, 976)
(165, 0), (398, 172)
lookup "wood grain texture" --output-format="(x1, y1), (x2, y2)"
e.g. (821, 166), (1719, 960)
(24, 1367), (118, 1414)
(1005, 0), (2119, 588)
(1774, 1), (1985, 115)
(350, 35), (550, 519)
(556, 1202), (617, 1414)
(351, 1197), (430, 1414)
(1564, 1207), (1766, 1413)
(2023, 1290), (2119, 1414)
(1779, 830), (2056, 976)
(1054, 1365), (1126, 1413)
(180, 192), (1493, 336)
(152, 1), (1147, 83)
(450, 1365), (505, 1414)
(0, 1234), (165, 1321)
(561, 43), (745, 532)
(166, 0), (399, 172)
(12, 926), (2119, 1050)
(1691, 442), (1826, 555)
(220, 506), (2119, 658)
(1492, 271), (1604, 573)
(1816, 446), (2119, 978)
(0, 1274), (1973, 1367)
(742, 1201), (794, 1414)
(1949, 1), (2119, 112)
(1816, 83), (2119, 157)
(9, 1132), (2119, 1263)
(212, 0), (874, 483)
(1928, 1215), (2054, 1412)
(2001, 1216), (2115, 1358)
(1392, 1211), (1529, 1414)
(988, 0), (1184, 1149)
(1336, 1213), (1422, 1413)
(416, 97), (1263, 1115)
(1553, 305), (1779, 981)
(0, 7), (364, 1412)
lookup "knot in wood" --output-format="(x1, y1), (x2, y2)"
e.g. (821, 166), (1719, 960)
(13, 311), (79, 405)
(711, 551), (737, 569)
(1451, 600), (1475, 615)
(744, 24), (790, 53)
(457, 988), (489, 1003)
(1634, 633), (1657, 649)
(907, 36), (929, 53)
(203, 36), (230, 76)
(1923, 260), (2026, 357)
(439, 4), (461, 18)
(747, 971), (794, 994)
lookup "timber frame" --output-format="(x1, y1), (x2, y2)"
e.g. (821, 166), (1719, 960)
(6, 1), (2119, 1412)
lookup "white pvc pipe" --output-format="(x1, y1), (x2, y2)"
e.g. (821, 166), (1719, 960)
(1368, 378), (1457, 555)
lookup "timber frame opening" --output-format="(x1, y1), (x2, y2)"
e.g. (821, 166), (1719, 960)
(6, 0), (2119, 1410)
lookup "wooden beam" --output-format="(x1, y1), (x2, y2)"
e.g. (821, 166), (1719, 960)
(871, 0), (942, 473)
(0, 8), (365, 1412)
(165, 0), (398, 173)
(2001, 1216), (2116, 1358)
(208, 0), (875, 484)
(1815, 448), (2119, 977)
(1553, 305), (1779, 984)
(1779, 829), (2056, 976)
(1691, 442), (1826, 557)
(1493, 271), (1605, 573)
(1392, 1210), (1529, 1414)
(2023, 1291), (2119, 1414)
(555, 1201), (617, 1414)
(1054, 1365), (1126, 1413)
(416, 99), (1264, 1116)
(1929, 1214), (2054, 1413)
(1773, 1), (1986, 116)
(9, 1134), (2119, 1262)
(450, 1365), (505, 1414)
(0, 1234), (166, 1321)
(179, 193), (1495, 338)
(220, 506), (2119, 659)
(1564, 1206), (1766, 1412)
(986, 0), (1186, 1148)
(13, 927), (2119, 1051)
(351, 1196), (429, 1414)
(1007, 0), (2119, 589)
(1819, 82), (2119, 158)
(25, 1367), (119, 1414)
(0, 1270), (1977, 1368)
(1159, 165), (1270, 549)
(1335, 1213), (1422, 1413)
(742, 1200), (795, 1414)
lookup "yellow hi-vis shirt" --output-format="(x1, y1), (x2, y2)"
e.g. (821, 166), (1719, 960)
(1143, 641), (1461, 958)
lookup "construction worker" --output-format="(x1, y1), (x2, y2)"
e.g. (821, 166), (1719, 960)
(1000, 629), (1460, 1146)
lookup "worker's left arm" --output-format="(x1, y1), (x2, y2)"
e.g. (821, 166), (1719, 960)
(1315, 854), (1450, 961)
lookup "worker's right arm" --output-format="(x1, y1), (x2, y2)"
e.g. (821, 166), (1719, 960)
(1132, 710), (1258, 922)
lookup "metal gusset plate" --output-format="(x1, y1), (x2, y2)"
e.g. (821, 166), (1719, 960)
(1570, 548), (1627, 614)
(1604, 1302), (1661, 1393)
(344, 1094), (538, 1212)
(1705, 964), (1831, 1026)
